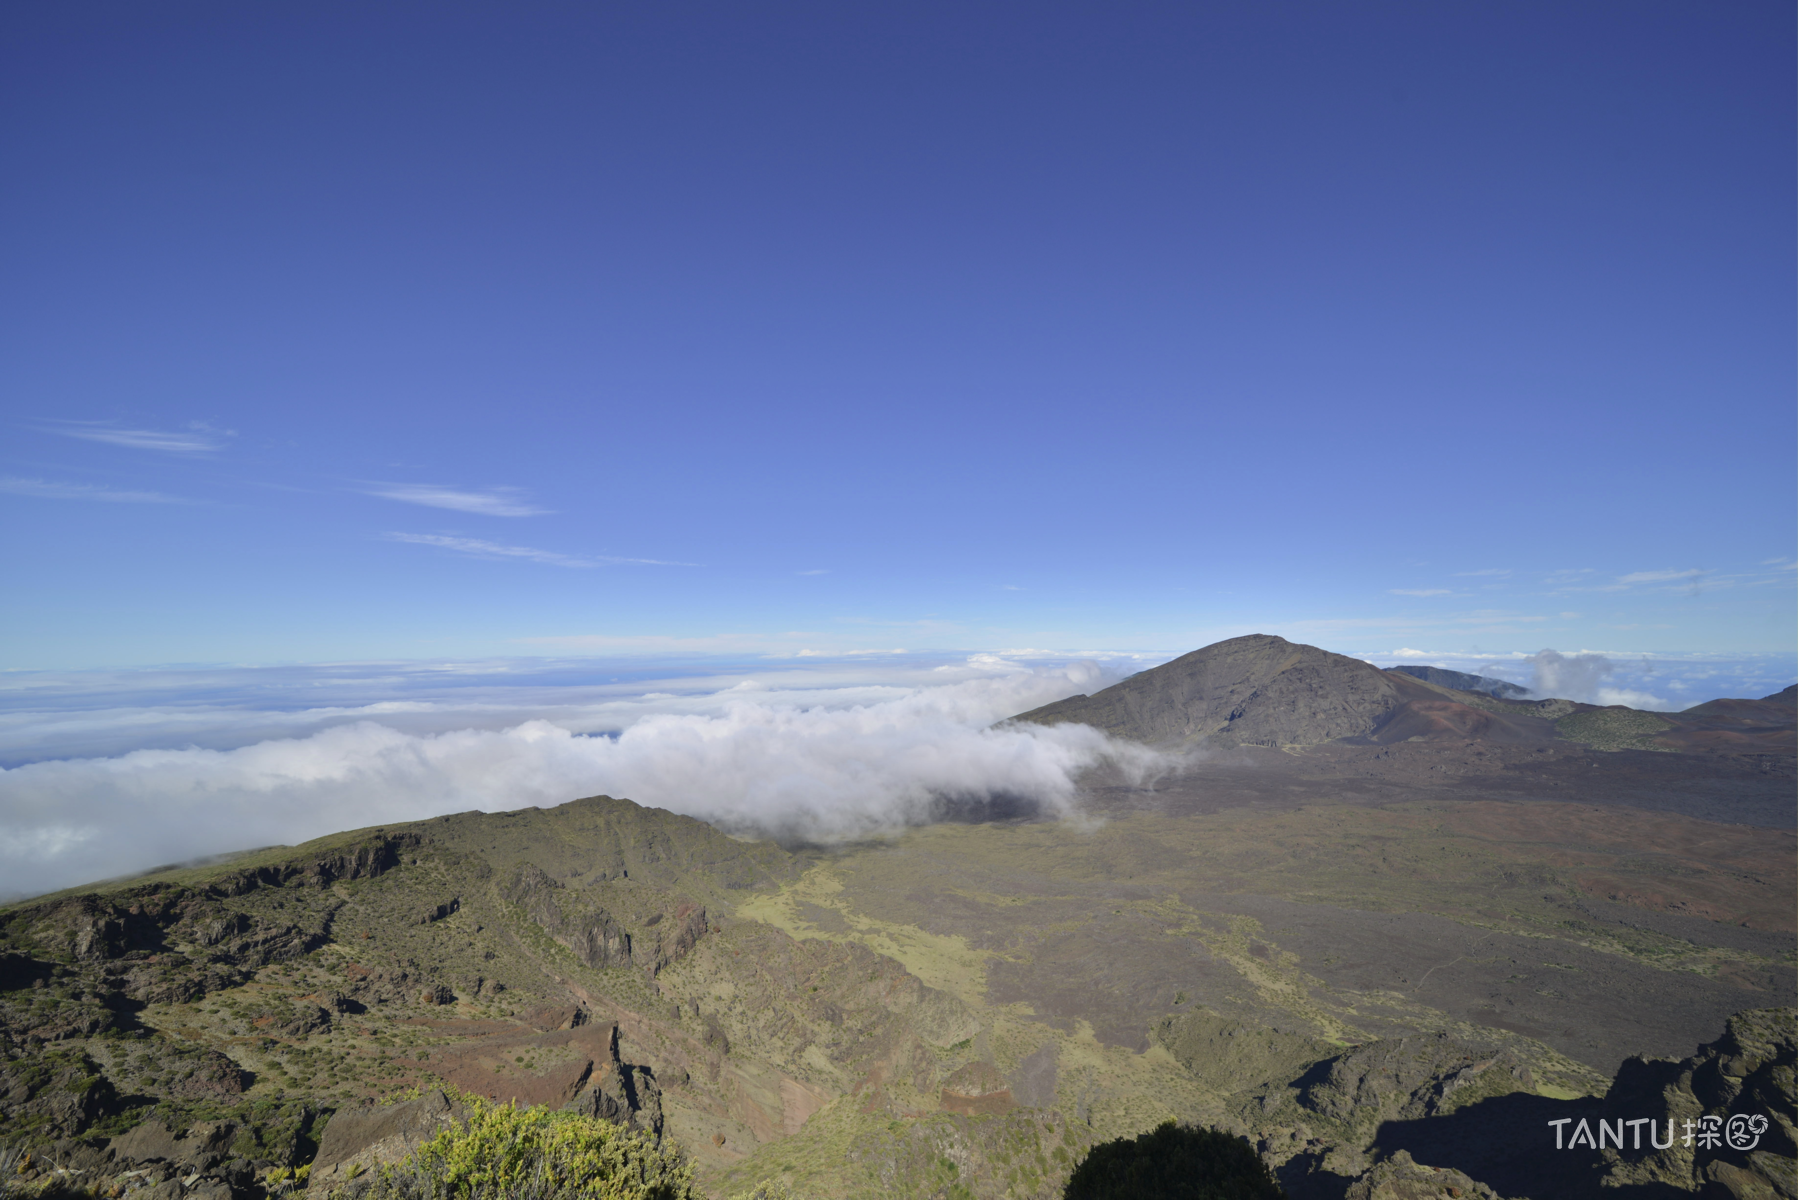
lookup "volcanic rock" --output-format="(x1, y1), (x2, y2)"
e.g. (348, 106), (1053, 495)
(110, 1121), (183, 1164)
(1302, 1034), (1525, 1130)
(1342, 1149), (1503, 1200)
(308, 1088), (465, 1188)
(1598, 1006), (1796, 1196)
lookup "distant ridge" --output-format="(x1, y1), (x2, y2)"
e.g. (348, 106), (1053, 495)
(1013, 635), (1796, 757)
(1388, 664), (1529, 699)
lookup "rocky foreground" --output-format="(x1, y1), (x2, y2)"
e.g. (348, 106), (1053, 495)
(0, 797), (1789, 1200)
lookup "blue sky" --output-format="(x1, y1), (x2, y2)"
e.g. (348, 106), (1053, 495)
(4, 0), (1794, 672)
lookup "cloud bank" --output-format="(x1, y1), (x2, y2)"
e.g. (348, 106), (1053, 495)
(1519, 649), (1668, 709)
(0, 662), (1174, 900)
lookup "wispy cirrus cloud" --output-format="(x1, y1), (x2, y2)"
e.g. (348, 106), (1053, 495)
(386, 532), (688, 568)
(366, 484), (550, 517)
(1454, 568), (1511, 578)
(40, 422), (230, 453)
(1615, 568), (1704, 586)
(1389, 588), (1454, 597)
(1549, 567), (1711, 594)
(0, 477), (187, 504)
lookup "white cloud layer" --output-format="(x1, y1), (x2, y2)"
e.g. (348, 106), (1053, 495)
(0, 661), (1175, 901)
(1511, 650), (1669, 708)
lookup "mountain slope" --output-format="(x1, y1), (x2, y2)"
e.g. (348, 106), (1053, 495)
(1388, 665), (1529, 699)
(2, 782), (1790, 1200)
(1010, 634), (1560, 749)
(1010, 634), (1407, 748)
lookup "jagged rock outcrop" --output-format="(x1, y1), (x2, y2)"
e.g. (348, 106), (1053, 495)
(1303, 1034), (1531, 1130)
(1598, 1006), (1796, 1197)
(1341, 1149), (1503, 1199)
(308, 1089), (466, 1189)
(102, 1118), (264, 1200)
(641, 902), (709, 974)
(565, 1057), (635, 1125)
(0, 1049), (117, 1134)
(203, 832), (421, 897)
(9, 835), (414, 1009)
(26, 893), (173, 963)
(166, 1049), (252, 1099)
(504, 862), (708, 976)
(1155, 1009), (1336, 1096)
(505, 864), (635, 969)
(26, 1105), (322, 1200)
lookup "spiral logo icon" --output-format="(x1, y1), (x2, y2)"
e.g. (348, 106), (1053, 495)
(1725, 1114), (1768, 1151)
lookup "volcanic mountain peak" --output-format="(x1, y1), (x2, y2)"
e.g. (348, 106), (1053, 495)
(1011, 633), (1423, 748)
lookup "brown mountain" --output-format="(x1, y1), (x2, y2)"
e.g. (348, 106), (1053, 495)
(1010, 633), (1552, 749)
(1657, 689), (1798, 755)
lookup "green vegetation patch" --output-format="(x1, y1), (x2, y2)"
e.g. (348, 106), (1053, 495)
(361, 1094), (695, 1200)
(1555, 708), (1675, 752)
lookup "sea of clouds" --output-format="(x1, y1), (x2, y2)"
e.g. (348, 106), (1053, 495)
(0, 653), (1178, 901)
(3, 645), (1790, 903)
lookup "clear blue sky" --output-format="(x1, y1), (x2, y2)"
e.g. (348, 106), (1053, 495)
(4, 1), (1793, 670)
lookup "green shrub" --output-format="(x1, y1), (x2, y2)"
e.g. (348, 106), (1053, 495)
(361, 1096), (695, 1200)
(1064, 1122), (1285, 1200)
(725, 1184), (813, 1200)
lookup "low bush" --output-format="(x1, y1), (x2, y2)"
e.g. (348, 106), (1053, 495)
(360, 1097), (695, 1200)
